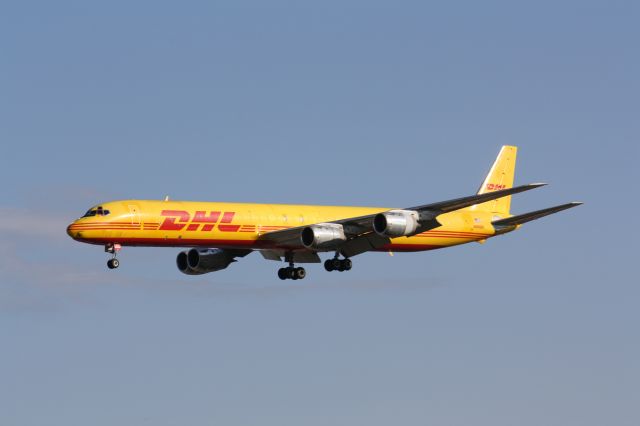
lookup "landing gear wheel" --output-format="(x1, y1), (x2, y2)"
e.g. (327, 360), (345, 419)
(342, 259), (352, 271)
(331, 258), (342, 271)
(324, 259), (334, 272)
(277, 266), (307, 280)
(289, 267), (297, 280)
(278, 268), (288, 280)
(325, 257), (352, 272)
(107, 258), (119, 269)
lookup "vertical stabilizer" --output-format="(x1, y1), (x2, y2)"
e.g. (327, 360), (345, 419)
(471, 146), (518, 214)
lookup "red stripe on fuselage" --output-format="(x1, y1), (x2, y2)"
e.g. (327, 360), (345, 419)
(68, 226), (140, 230)
(70, 236), (453, 253)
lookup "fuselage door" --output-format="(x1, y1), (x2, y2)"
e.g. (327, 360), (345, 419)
(128, 203), (142, 226)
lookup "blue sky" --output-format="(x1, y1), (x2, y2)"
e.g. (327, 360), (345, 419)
(1, 1), (638, 425)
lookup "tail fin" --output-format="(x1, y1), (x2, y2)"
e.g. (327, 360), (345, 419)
(471, 145), (518, 214)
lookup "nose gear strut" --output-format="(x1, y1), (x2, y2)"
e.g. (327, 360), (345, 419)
(105, 243), (122, 269)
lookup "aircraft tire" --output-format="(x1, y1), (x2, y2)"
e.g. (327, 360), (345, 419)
(342, 259), (352, 271)
(107, 258), (119, 269)
(278, 268), (287, 280)
(331, 259), (342, 270)
(288, 267), (297, 280)
(324, 259), (334, 272)
(295, 267), (306, 280)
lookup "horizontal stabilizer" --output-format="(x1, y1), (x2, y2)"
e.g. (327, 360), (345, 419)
(492, 202), (583, 231)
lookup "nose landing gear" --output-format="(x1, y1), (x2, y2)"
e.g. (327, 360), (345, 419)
(105, 243), (122, 269)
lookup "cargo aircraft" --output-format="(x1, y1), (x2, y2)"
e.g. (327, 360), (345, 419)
(67, 146), (581, 280)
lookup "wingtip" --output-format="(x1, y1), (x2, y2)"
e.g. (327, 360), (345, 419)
(570, 201), (584, 206)
(530, 182), (548, 187)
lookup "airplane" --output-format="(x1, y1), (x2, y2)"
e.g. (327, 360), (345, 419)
(67, 146), (582, 280)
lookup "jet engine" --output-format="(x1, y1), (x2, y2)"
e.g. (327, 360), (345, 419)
(301, 223), (347, 249)
(373, 209), (420, 237)
(176, 250), (203, 275)
(176, 248), (237, 275)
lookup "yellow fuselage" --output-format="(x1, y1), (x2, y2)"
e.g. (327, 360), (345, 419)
(67, 200), (498, 252)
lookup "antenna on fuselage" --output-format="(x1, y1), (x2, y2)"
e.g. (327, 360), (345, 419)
(164, 195), (170, 202)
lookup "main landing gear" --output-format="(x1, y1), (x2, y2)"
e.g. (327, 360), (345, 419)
(324, 255), (352, 272)
(278, 266), (306, 280)
(278, 252), (306, 280)
(105, 243), (122, 269)
(276, 253), (353, 280)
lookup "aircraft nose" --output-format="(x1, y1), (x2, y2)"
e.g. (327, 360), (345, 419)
(67, 222), (78, 239)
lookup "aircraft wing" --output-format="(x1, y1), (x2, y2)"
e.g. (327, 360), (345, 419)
(258, 183), (546, 257)
(405, 183), (547, 213)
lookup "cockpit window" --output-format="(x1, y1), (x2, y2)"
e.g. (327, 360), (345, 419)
(82, 207), (110, 217)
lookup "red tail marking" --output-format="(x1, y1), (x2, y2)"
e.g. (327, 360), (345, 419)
(486, 183), (507, 191)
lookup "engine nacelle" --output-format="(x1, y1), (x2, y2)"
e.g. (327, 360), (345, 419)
(176, 248), (235, 275)
(301, 223), (347, 249)
(176, 251), (206, 275)
(373, 209), (420, 237)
